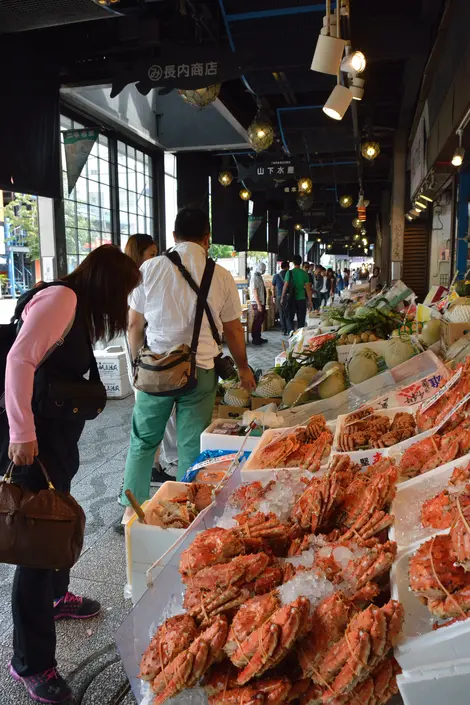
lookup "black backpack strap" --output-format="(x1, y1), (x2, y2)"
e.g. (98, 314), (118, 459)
(189, 258), (216, 354)
(165, 251), (222, 347)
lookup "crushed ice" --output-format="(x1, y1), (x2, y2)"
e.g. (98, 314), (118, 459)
(277, 570), (334, 611)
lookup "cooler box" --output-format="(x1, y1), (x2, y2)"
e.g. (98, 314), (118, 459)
(94, 346), (133, 399)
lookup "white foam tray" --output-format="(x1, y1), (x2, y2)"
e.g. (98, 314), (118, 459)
(200, 419), (262, 453)
(397, 657), (470, 705)
(389, 453), (470, 551)
(242, 423), (336, 474)
(391, 530), (470, 672)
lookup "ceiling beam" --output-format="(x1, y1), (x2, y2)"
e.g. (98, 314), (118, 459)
(226, 4), (335, 22)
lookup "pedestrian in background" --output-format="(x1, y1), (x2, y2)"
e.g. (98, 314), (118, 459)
(272, 260), (289, 335)
(250, 262), (268, 345)
(281, 254), (312, 331)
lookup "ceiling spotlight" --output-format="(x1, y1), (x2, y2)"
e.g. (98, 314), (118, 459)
(298, 177), (313, 194)
(294, 223), (303, 231)
(323, 84), (353, 121)
(349, 76), (365, 101)
(339, 194), (353, 208)
(361, 141), (380, 161)
(247, 114), (275, 153)
(239, 188), (252, 201)
(341, 49), (366, 74)
(352, 217), (362, 229)
(218, 171), (233, 187)
(179, 85), (221, 108)
(311, 32), (346, 76)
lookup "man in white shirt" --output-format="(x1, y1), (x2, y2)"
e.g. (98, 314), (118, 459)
(120, 207), (255, 516)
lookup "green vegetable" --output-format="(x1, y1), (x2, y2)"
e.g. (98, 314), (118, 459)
(338, 323), (358, 335)
(318, 371), (346, 399)
(348, 348), (379, 384)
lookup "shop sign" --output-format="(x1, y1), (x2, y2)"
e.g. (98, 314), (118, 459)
(62, 129), (99, 195)
(410, 116), (426, 198)
(248, 215), (263, 243)
(111, 43), (248, 97)
(237, 159), (301, 184)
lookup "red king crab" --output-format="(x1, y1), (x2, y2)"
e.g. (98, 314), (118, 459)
(138, 614), (198, 682)
(450, 486), (470, 572)
(148, 615), (228, 705)
(415, 362), (470, 432)
(409, 534), (470, 619)
(420, 461), (470, 530)
(306, 600), (403, 700)
(228, 596), (311, 684)
(399, 418), (470, 479)
(206, 672), (292, 705)
(257, 419), (333, 471)
(336, 412), (415, 453)
(290, 470), (347, 534)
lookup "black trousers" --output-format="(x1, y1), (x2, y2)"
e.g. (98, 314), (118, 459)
(294, 299), (307, 329)
(10, 415), (85, 677)
(251, 303), (265, 341)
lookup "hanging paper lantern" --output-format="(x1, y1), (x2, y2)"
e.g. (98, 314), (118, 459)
(361, 141), (380, 161)
(239, 188), (252, 201)
(218, 171), (233, 187)
(352, 217), (362, 229)
(179, 85), (221, 108)
(247, 118), (275, 152)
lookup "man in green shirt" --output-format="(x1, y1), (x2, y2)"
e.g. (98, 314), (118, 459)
(280, 255), (313, 332)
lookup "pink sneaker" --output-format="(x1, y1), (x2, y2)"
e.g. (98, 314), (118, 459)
(53, 591), (101, 620)
(9, 663), (72, 703)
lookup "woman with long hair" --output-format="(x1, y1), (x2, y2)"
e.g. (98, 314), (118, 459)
(5, 245), (140, 704)
(124, 233), (157, 267)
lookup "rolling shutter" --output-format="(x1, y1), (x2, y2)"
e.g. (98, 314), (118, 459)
(402, 223), (430, 302)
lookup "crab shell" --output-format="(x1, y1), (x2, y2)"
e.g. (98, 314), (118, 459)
(179, 528), (245, 578)
(409, 534), (470, 600)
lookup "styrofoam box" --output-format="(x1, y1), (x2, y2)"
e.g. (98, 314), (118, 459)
(200, 419), (262, 453)
(391, 532), (470, 672)
(125, 482), (202, 605)
(103, 374), (133, 399)
(397, 657), (470, 705)
(242, 423), (335, 478)
(331, 405), (426, 467)
(389, 453), (470, 551)
(94, 347), (129, 380)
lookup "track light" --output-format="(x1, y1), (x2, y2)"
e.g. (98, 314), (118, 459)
(415, 198), (427, 209)
(410, 209), (421, 217)
(341, 50), (366, 74)
(311, 31), (346, 76)
(239, 188), (251, 201)
(414, 204), (424, 213)
(405, 213), (414, 221)
(420, 194), (433, 202)
(323, 84), (353, 121)
(349, 76), (365, 101)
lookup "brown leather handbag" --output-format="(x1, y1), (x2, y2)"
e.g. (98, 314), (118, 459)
(0, 460), (85, 569)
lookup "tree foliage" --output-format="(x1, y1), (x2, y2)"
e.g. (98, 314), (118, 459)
(4, 193), (40, 260)
(209, 243), (235, 260)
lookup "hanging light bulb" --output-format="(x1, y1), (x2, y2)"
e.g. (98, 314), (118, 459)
(179, 85), (221, 108)
(294, 223), (303, 231)
(298, 177), (313, 194)
(339, 194), (353, 208)
(452, 131), (465, 167)
(327, 243), (332, 250)
(360, 227), (367, 235)
(352, 217), (362, 229)
(316, 237), (322, 243)
(239, 188), (252, 201)
(362, 237), (368, 245)
(361, 141), (380, 161)
(218, 171), (233, 187)
(353, 233), (360, 241)
(247, 113), (275, 153)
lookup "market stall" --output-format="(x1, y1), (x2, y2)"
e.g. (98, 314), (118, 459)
(118, 278), (470, 705)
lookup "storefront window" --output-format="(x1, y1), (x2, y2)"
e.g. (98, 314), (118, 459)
(117, 141), (154, 250)
(60, 116), (112, 272)
(164, 153), (177, 249)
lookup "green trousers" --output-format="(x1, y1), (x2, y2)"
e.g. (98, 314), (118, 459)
(121, 367), (217, 505)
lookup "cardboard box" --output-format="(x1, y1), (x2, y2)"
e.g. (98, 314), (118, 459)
(251, 396), (281, 410)
(440, 319), (470, 351)
(217, 404), (246, 420)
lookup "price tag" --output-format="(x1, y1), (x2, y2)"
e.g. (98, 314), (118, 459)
(419, 367), (462, 414)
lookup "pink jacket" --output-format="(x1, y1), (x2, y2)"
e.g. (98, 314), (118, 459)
(5, 286), (77, 443)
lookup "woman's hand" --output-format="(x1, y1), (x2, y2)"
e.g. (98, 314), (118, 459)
(8, 441), (38, 466)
